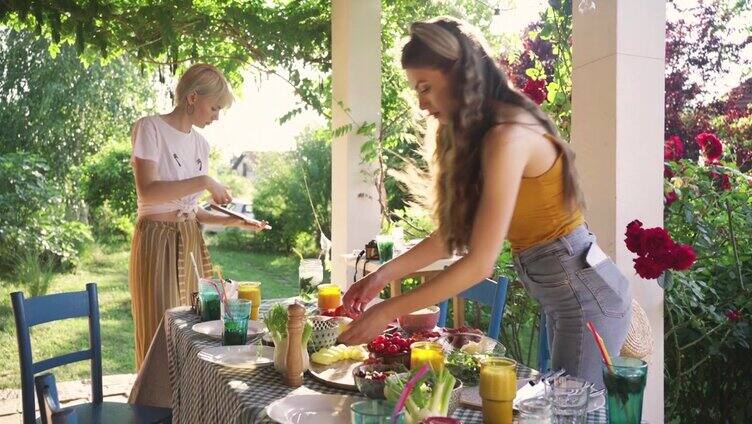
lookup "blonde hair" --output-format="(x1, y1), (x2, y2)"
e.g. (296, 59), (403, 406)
(402, 17), (584, 253)
(175, 63), (234, 109)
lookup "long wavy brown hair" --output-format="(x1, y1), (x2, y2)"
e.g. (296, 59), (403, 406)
(401, 16), (584, 253)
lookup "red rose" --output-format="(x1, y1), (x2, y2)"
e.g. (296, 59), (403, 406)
(640, 227), (674, 258)
(649, 244), (677, 269)
(670, 244), (696, 271)
(633, 256), (666, 279)
(695, 132), (723, 163)
(664, 165), (674, 179)
(626, 220), (643, 233)
(724, 309), (743, 323)
(665, 191), (678, 206)
(664, 135), (684, 161)
(710, 172), (732, 191)
(523, 78), (548, 105)
(624, 220), (645, 254)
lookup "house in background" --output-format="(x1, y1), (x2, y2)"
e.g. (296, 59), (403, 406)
(231, 151), (261, 180)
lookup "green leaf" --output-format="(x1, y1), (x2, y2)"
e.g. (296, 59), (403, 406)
(658, 271), (673, 290)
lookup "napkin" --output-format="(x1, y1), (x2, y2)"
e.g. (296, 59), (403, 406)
(513, 380), (546, 408)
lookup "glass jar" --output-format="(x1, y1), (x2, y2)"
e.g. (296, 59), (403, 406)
(409, 341), (445, 372)
(317, 283), (342, 312)
(518, 397), (554, 424)
(298, 258), (323, 300)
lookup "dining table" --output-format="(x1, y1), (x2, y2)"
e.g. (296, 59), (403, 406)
(165, 298), (621, 423)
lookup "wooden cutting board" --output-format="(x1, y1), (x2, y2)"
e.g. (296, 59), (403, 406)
(308, 360), (363, 391)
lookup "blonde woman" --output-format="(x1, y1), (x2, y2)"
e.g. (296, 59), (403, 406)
(129, 63), (267, 369)
(341, 17), (631, 389)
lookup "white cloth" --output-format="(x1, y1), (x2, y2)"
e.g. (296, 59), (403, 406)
(131, 115), (210, 218)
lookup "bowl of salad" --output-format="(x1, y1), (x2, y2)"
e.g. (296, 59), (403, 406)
(353, 363), (408, 399)
(438, 333), (507, 386)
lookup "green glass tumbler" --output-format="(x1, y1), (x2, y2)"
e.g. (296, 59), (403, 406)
(602, 357), (648, 424)
(222, 299), (251, 346)
(376, 235), (394, 263)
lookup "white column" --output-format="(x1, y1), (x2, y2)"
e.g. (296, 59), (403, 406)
(331, 0), (382, 288)
(572, 1), (665, 423)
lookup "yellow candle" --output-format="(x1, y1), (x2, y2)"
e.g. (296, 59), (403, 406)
(317, 284), (342, 311)
(238, 282), (262, 320)
(410, 341), (445, 373)
(479, 357), (516, 424)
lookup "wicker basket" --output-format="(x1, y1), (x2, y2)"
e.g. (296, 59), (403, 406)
(619, 299), (654, 360)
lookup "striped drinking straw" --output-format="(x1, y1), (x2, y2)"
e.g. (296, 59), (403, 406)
(586, 321), (615, 373)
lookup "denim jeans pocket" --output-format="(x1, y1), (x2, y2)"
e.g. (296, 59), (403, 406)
(574, 260), (630, 318)
(520, 252), (577, 305)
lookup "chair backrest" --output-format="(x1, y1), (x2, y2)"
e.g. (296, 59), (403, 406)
(437, 277), (509, 340)
(11, 283), (103, 424)
(538, 312), (551, 372)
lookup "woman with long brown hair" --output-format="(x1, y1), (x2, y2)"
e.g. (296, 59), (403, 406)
(340, 17), (631, 388)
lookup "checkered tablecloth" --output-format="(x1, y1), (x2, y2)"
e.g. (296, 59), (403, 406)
(165, 300), (611, 423)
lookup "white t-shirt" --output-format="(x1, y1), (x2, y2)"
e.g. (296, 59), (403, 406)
(131, 115), (210, 218)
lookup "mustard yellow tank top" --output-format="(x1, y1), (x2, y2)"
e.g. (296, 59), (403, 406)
(507, 134), (584, 252)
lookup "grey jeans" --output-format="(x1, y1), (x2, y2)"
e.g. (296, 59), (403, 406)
(513, 225), (632, 389)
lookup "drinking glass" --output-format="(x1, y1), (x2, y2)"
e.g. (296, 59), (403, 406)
(238, 282), (262, 320)
(222, 299), (251, 346)
(409, 341), (445, 372)
(518, 397), (554, 424)
(376, 234), (394, 263)
(350, 400), (404, 424)
(544, 375), (591, 424)
(198, 279), (221, 321)
(602, 357), (648, 424)
(317, 283), (342, 312)
(479, 357), (516, 424)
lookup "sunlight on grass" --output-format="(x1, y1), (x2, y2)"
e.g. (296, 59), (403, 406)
(0, 243), (298, 389)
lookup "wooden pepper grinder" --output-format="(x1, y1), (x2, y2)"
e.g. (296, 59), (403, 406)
(283, 302), (306, 387)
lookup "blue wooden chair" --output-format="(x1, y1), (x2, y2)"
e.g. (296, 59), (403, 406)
(437, 277), (553, 372)
(538, 313), (551, 372)
(11, 283), (172, 424)
(437, 277), (509, 340)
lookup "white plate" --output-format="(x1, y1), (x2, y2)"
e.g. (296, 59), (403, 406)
(266, 394), (357, 424)
(197, 345), (274, 369)
(308, 359), (363, 390)
(192, 319), (266, 339)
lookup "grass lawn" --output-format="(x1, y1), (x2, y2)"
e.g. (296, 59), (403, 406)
(0, 242), (300, 390)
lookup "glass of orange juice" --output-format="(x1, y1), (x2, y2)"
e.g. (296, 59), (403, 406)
(317, 284), (342, 312)
(410, 341), (445, 373)
(238, 282), (262, 320)
(479, 357), (516, 424)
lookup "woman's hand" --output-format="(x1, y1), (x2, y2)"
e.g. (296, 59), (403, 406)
(338, 301), (393, 345)
(206, 176), (232, 205)
(342, 271), (388, 316)
(233, 217), (270, 232)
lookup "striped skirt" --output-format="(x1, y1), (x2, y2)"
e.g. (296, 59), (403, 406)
(129, 218), (213, 370)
